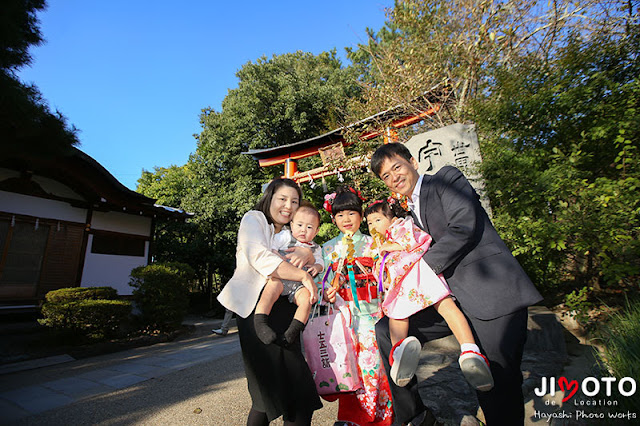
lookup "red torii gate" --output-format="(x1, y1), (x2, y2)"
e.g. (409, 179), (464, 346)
(244, 104), (440, 183)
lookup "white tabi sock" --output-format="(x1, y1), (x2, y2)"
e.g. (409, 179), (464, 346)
(460, 343), (480, 354)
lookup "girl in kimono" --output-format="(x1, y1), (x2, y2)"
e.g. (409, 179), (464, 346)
(365, 198), (494, 392)
(321, 187), (394, 426)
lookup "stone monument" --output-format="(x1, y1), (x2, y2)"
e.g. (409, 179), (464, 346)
(404, 123), (492, 215)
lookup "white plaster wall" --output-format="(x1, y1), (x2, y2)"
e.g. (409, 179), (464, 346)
(91, 211), (152, 236)
(0, 190), (87, 223)
(80, 234), (149, 295)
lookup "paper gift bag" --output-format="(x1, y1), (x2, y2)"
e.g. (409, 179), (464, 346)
(303, 301), (362, 395)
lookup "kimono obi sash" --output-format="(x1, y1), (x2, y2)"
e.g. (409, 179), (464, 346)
(329, 257), (379, 303)
(338, 286), (379, 303)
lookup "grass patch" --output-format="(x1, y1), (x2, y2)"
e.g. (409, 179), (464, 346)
(596, 297), (640, 414)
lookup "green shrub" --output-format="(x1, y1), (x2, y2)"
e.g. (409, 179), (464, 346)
(564, 286), (593, 326)
(598, 298), (640, 413)
(44, 286), (118, 303)
(39, 287), (131, 339)
(129, 262), (194, 329)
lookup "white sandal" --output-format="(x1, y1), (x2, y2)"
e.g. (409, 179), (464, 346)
(389, 336), (422, 387)
(459, 350), (494, 391)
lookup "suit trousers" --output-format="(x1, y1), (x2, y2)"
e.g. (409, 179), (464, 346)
(375, 304), (529, 425)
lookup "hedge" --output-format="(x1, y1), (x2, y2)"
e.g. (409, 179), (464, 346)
(39, 287), (131, 339)
(43, 286), (118, 304)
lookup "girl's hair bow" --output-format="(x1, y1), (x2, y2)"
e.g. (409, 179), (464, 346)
(323, 192), (337, 214)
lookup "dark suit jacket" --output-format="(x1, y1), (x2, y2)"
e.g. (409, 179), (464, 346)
(412, 166), (542, 320)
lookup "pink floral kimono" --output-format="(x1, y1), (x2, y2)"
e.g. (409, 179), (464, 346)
(379, 216), (451, 320)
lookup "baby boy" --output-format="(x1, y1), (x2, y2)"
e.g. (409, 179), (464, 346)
(254, 201), (323, 345)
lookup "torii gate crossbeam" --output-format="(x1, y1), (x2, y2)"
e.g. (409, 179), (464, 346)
(243, 104), (440, 183)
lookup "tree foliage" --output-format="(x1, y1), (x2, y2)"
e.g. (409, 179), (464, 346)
(345, 0), (628, 134)
(136, 165), (208, 288)
(1, 0), (45, 70)
(137, 0), (638, 312)
(159, 51), (362, 294)
(1, 0), (78, 158)
(342, 0), (639, 303)
(137, 165), (191, 208)
(130, 262), (195, 329)
(474, 16), (639, 295)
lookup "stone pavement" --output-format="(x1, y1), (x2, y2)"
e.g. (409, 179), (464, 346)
(0, 307), (604, 425)
(416, 306), (604, 425)
(0, 317), (242, 424)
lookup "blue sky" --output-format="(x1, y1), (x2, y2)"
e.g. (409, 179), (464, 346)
(19, 1), (391, 190)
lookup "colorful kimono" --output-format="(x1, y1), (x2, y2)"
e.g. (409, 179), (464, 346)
(321, 230), (394, 426)
(379, 216), (451, 320)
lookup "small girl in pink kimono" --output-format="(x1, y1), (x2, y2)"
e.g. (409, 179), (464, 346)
(365, 199), (494, 391)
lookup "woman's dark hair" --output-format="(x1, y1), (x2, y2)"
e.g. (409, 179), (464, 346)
(364, 199), (408, 220)
(331, 186), (363, 216)
(253, 178), (302, 224)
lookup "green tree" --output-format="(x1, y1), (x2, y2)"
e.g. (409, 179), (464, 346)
(1, 0), (45, 69)
(137, 165), (191, 208)
(345, 0), (626, 133)
(136, 165), (211, 296)
(1, 0), (78, 157)
(474, 21), (639, 295)
(183, 50), (361, 291)
(342, 0), (638, 306)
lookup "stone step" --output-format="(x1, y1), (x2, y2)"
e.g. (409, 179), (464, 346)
(416, 305), (573, 425)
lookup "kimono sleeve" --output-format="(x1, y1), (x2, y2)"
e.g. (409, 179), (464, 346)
(389, 216), (431, 253)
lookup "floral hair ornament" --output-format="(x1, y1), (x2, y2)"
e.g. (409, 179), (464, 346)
(388, 192), (409, 210)
(323, 192), (337, 214)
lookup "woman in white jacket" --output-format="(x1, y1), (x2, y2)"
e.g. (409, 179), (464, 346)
(218, 178), (322, 426)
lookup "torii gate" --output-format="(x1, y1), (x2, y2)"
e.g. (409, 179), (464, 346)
(244, 103), (440, 183)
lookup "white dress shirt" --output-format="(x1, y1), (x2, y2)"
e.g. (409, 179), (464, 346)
(407, 174), (424, 228)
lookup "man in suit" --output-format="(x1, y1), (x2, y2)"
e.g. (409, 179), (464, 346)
(370, 143), (543, 426)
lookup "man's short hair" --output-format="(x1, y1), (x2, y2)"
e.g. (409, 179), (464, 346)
(370, 143), (414, 177)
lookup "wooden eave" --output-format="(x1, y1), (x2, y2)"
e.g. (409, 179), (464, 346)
(0, 147), (192, 220)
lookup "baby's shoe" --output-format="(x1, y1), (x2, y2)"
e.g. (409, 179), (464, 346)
(459, 350), (494, 391)
(389, 336), (422, 387)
